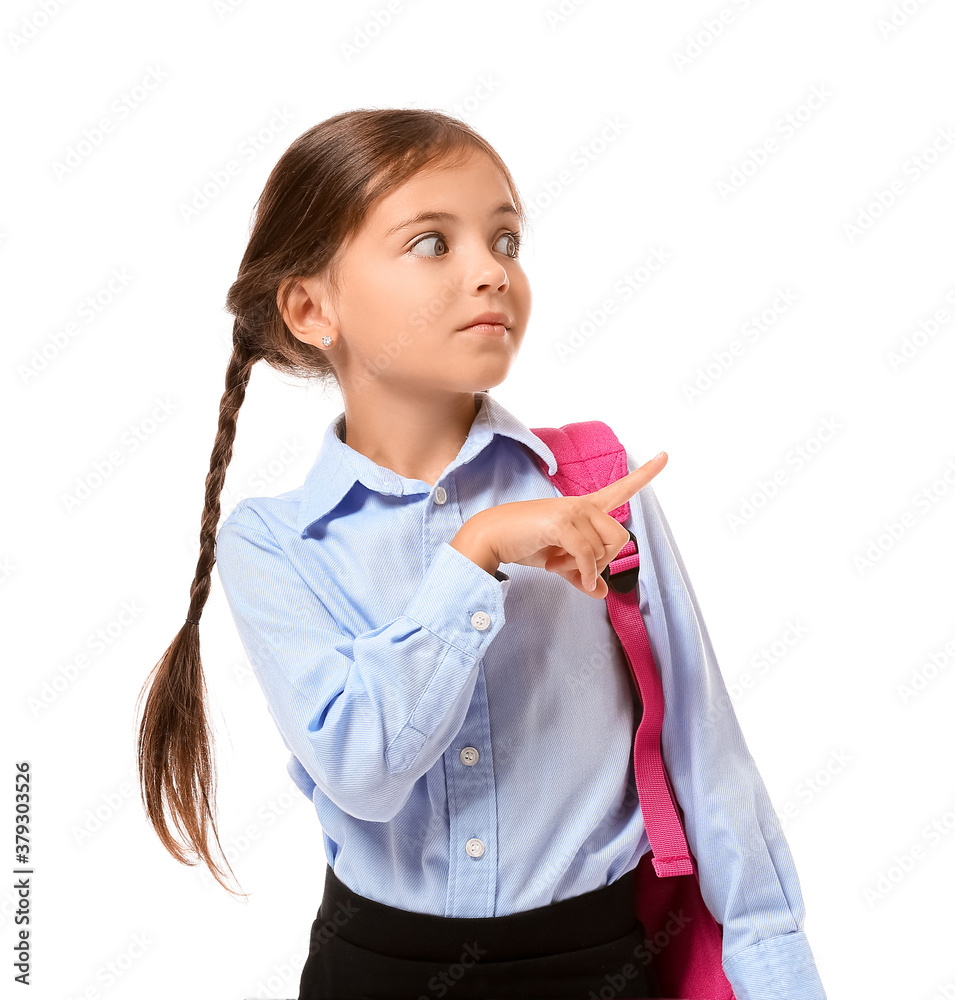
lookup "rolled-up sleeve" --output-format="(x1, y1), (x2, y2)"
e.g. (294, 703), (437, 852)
(214, 502), (509, 823)
(623, 450), (827, 1000)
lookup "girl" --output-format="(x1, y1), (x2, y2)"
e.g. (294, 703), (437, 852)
(137, 108), (827, 1000)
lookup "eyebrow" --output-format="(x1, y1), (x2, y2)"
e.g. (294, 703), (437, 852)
(384, 202), (520, 238)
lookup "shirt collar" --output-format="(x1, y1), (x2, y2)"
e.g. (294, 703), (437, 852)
(296, 390), (558, 537)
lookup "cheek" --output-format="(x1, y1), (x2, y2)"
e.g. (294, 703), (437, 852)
(510, 267), (532, 308)
(399, 270), (457, 335)
(381, 268), (425, 315)
(343, 270), (405, 334)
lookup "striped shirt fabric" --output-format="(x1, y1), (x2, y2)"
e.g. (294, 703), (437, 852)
(214, 390), (826, 999)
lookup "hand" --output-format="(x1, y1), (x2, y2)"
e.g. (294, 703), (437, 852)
(465, 452), (667, 599)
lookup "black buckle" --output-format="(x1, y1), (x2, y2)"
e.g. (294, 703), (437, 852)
(600, 529), (640, 595)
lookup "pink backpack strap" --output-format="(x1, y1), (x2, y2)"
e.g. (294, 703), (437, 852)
(531, 421), (694, 877)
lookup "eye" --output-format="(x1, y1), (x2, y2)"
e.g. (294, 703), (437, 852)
(496, 231), (522, 258)
(409, 233), (450, 257)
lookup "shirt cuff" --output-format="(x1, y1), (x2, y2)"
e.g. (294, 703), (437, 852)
(401, 540), (509, 661)
(723, 930), (828, 1000)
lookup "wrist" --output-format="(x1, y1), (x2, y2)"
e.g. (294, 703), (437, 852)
(450, 520), (500, 578)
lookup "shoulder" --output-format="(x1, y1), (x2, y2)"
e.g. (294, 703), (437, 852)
(217, 483), (307, 543)
(214, 488), (312, 590)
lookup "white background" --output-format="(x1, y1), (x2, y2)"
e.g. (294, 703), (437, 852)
(4, 1), (955, 998)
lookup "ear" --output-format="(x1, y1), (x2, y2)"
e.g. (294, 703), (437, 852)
(277, 273), (339, 348)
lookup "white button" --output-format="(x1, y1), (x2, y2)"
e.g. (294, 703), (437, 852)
(470, 611), (491, 630)
(465, 838), (485, 858)
(434, 486), (447, 504)
(460, 747), (479, 766)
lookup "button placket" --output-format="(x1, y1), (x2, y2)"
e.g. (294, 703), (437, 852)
(429, 471), (496, 909)
(445, 665), (497, 911)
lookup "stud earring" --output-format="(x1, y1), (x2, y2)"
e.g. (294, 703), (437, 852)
(321, 335), (332, 347)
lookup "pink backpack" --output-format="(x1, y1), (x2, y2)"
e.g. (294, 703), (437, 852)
(531, 419), (737, 1000)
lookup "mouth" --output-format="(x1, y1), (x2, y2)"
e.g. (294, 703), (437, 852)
(459, 312), (511, 337)
(462, 323), (508, 337)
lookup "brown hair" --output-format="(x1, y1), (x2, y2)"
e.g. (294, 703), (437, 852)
(135, 107), (528, 895)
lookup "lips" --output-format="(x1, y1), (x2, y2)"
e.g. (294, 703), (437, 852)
(459, 311), (511, 330)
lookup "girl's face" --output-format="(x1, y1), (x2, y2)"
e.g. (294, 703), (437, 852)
(288, 148), (531, 400)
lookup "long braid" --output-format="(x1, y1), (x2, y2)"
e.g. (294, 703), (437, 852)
(187, 339), (257, 624)
(136, 336), (259, 897)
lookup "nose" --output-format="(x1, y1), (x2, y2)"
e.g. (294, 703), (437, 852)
(469, 244), (509, 292)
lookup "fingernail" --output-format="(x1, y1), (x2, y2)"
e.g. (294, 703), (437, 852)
(652, 451), (666, 461)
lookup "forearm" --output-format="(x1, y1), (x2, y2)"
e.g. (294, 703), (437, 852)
(216, 512), (507, 823)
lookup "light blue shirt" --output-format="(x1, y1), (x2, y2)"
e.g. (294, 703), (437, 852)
(214, 390), (826, 1000)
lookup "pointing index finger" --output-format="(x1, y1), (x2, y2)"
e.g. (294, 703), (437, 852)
(593, 451), (667, 512)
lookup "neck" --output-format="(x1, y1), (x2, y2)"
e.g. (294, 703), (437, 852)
(340, 388), (483, 487)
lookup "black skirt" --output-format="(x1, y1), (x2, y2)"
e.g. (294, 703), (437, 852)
(297, 862), (661, 1000)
